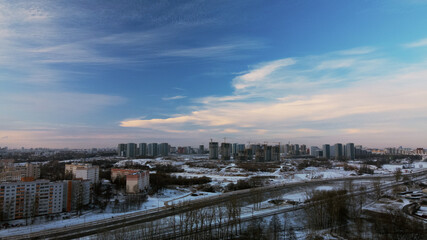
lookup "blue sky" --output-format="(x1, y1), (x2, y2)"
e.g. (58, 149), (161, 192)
(1, 0), (427, 148)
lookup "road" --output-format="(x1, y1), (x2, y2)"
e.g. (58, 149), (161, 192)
(127, 175), (426, 240)
(3, 170), (426, 240)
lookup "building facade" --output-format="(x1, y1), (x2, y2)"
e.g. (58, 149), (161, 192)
(126, 171), (150, 194)
(111, 168), (139, 182)
(158, 143), (169, 156)
(117, 143), (127, 157)
(334, 143), (343, 160)
(322, 144), (331, 159)
(209, 142), (219, 159)
(126, 143), (137, 158)
(148, 143), (158, 157)
(139, 143), (147, 156)
(65, 163), (99, 184)
(220, 143), (231, 160)
(63, 180), (91, 212)
(0, 180), (63, 220)
(345, 143), (355, 160)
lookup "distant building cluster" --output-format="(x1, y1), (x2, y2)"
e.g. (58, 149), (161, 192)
(117, 143), (170, 158)
(367, 147), (424, 155)
(208, 141), (281, 162)
(310, 143), (360, 160)
(0, 160), (40, 181)
(0, 160), (97, 221)
(115, 140), (426, 162)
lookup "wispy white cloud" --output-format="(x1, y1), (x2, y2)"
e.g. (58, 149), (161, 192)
(337, 47), (376, 55)
(162, 95), (187, 101)
(403, 38), (427, 48)
(121, 47), (427, 146)
(159, 40), (261, 59)
(232, 58), (295, 90)
(0, 1), (261, 87)
(316, 59), (355, 70)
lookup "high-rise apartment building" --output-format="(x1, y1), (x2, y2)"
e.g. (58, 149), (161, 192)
(345, 143), (355, 160)
(232, 143), (238, 155)
(63, 180), (91, 212)
(139, 143), (147, 156)
(198, 145), (204, 154)
(300, 144), (307, 155)
(334, 143), (343, 160)
(310, 146), (320, 157)
(148, 143), (158, 157)
(0, 180), (63, 220)
(209, 142), (219, 159)
(126, 143), (137, 158)
(158, 143), (169, 156)
(322, 144), (331, 159)
(251, 144), (261, 157)
(284, 144), (291, 156)
(293, 144), (300, 155)
(221, 143), (231, 160)
(272, 145), (280, 161)
(117, 143), (127, 157)
(264, 145), (272, 161)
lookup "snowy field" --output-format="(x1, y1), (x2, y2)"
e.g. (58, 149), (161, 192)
(1, 157), (425, 238)
(0, 188), (220, 238)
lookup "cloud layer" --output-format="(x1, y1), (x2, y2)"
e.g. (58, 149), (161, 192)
(121, 47), (427, 147)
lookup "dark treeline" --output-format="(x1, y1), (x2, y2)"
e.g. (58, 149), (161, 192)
(150, 173), (211, 192)
(2, 150), (117, 163)
(236, 162), (280, 172)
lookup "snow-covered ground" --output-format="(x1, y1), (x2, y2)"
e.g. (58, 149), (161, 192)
(2, 157), (425, 238)
(0, 188), (220, 238)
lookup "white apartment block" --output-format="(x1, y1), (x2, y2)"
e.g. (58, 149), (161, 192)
(126, 171), (149, 194)
(0, 180), (63, 220)
(65, 163), (99, 184)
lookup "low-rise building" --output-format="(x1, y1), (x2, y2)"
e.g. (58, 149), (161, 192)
(111, 168), (139, 182)
(0, 163), (41, 181)
(126, 171), (149, 194)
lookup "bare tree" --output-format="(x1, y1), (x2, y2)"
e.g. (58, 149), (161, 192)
(394, 168), (402, 182)
(373, 178), (382, 199)
(268, 214), (281, 240)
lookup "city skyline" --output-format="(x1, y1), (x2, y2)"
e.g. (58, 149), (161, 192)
(1, 1), (427, 148)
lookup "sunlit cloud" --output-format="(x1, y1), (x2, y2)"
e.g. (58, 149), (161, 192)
(232, 58), (295, 90)
(121, 47), (427, 145)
